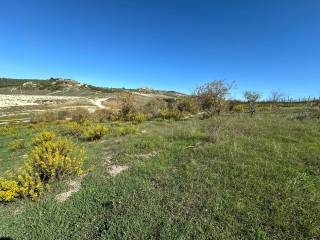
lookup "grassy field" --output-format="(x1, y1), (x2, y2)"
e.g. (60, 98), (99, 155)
(0, 110), (319, 239)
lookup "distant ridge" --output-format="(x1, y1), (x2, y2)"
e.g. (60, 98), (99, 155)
(0, 77), (185, 97)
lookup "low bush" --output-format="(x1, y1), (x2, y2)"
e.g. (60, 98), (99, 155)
(62, 121), (84, 137)
(93, 109), (113, 123)
(127, 112), (145, 124)
(113, 124), (138, 136)
(234, 105), (245, 113)
(177, 97), (198, 114)
(30, 111), (57, 123)
(110, 113), (121, 122)
(30, 110), (71, 123)
(159, 108), (182, 120)
(0, 126), (17, 136)
(27, 133), (84, 182)
(84, 124), (110, 141)
(143, 99), (164, 118)
(70, 108), (91, 123)
(119, 92), (136, 120)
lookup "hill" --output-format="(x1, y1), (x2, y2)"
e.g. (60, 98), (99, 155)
(0, 77), (185, 97)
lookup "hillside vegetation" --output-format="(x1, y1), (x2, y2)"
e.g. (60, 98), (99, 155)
(0, 79), (319, 239)
(0, 78), (184, 97)
(0, 109), (319, 239)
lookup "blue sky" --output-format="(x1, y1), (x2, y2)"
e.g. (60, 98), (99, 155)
(0, 0), (319, 99)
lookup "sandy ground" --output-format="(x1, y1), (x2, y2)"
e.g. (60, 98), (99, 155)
(0, 94), (84, 108)
(0, 95), (111, 124)
(89, 97), (110, 109)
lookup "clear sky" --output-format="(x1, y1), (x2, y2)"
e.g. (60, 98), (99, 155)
(0, 0), (319, 99)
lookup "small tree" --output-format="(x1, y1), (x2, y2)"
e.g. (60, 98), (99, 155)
(243, 91), (261, 116)
(269, 91), (284, 109)
(194, 80), (232, 115)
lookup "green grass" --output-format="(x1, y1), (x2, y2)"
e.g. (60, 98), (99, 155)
(0, 111), (319, 239)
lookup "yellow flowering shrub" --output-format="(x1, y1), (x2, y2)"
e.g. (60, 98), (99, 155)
(127, 112), (145, 124)
(0, 176), (20, 202)
(32, 131), (56, 146)
(110, 113), (121, 122)
(0, 131), (85, 202)
(17, 166), (43, 201)
(234, 105), (245, 113)
(84, 124), (110, 141)
(62, 121), (84, 137)
(28, 132), (84, 182)
(0, 126), (17, 136)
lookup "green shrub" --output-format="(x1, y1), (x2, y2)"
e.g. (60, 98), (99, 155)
(113, 124), (138, 136)
(84, 124), (110, 141)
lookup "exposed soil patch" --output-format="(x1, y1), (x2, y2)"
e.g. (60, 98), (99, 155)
(0, 94), (83, 108)
(108, 165), (129, 176)
(55, 176), (84, 203)
(103, 150), (129, 176)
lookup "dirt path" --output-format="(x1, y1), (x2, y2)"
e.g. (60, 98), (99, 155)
(89, 97), (111, 109)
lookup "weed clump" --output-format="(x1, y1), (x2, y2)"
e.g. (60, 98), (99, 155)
(9, 139), (25, 151)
